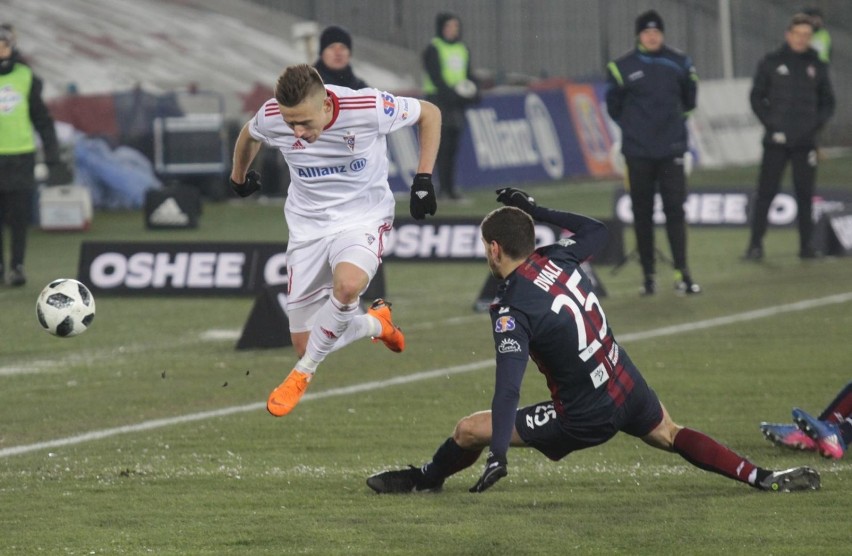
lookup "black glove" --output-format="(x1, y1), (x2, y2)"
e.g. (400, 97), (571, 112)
(410, 173), (437, 220)
(469, 452), (508, 493)
(230, 170), (262, 197)
(46, 161), (73, 186)
(495, 187), (536, 214)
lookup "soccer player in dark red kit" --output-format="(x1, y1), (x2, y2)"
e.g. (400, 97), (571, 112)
(367, 188), (820, 494)
(761, 381), (850, 459)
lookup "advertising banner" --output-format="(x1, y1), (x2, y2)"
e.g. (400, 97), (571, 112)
(387, 88), (589, 192)
(78, 220), (614, 295)
(612, 189), (852, 227)
(564, 83), (615, 177)
(78, 241), (289, 296)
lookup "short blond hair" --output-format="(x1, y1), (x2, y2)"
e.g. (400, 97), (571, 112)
(275, 64), (326, 107)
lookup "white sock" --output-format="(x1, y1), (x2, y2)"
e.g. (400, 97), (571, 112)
(298, 296), (358, 372)
(294, 355), (319, 375)
(329, 314), (382, 353)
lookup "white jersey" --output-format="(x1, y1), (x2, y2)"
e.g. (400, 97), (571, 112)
(248, 85), (422, 242)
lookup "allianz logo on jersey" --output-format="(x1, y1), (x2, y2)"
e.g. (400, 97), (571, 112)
(295, 158), (367, 178)
(466, 93), (564, 179)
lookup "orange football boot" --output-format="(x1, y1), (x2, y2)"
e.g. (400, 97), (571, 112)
(267, 369), (312, 416)
(367, 298), (405, 353)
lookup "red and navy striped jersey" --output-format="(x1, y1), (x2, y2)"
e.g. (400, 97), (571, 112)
(488, 208), (642, 458)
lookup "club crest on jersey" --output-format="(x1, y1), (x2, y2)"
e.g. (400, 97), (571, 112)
(343, 131), (355, 152)
(495, 316), (516, 333)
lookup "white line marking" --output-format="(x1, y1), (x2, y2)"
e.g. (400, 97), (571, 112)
(3, 292), (851, 459)
(0, 335), (217, 376)
(199, 329), (242, 341)
(616, 291), (852, 343)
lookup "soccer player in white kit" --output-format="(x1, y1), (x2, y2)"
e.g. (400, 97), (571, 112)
(230, 64), (441, 416)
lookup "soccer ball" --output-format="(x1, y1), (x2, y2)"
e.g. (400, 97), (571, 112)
(36, 279), (96, 337)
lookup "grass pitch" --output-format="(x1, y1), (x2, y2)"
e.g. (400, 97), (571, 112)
(1, 158), (851, 554)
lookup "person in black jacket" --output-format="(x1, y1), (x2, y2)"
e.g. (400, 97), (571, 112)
(365, 188), (820, 495)
(313, 25), (367, 90)
(744, 13), (835, 260)
(0, 24), (68, 286)
(605, 10), (700, 296)
(422, 13), (479, 201)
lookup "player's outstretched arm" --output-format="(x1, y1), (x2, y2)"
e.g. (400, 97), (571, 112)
(230, 122), (263, 196)
(495, 188), (608, 260)
(415, 100), (441, 175)
(409, 101), (441, 219)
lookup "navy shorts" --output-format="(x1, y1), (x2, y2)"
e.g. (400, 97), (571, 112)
(515, 380), (664, 461)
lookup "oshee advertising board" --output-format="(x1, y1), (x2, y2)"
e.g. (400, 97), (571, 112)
(78, 242), (288, 296)
(612, 190), (852, 227)
(77, 221), (567, 296)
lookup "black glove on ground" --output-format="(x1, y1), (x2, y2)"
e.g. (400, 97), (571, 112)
(230, 170), (262, 197)
(495, 187), (536, 214)
(410, 173), (437, 220)
(469, 453), (508, 493)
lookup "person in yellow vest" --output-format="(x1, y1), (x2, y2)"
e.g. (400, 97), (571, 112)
(803, 8), (831, 64)
(422, 12), (479, 201)
(0, 24), (68, 286)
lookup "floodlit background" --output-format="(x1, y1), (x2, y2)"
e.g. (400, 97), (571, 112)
(1, 1), (850, 553)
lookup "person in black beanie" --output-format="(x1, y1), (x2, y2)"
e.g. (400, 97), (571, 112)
(313, 25), (368, 89)
(605, 10), (701, 296)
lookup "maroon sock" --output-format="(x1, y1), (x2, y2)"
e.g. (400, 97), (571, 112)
(673, 427), (759, 485)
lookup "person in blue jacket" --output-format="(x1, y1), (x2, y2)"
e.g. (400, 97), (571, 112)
(605, 10), (700, 296)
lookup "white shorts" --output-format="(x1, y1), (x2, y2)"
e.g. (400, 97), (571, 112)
(285, 219), (392, 332)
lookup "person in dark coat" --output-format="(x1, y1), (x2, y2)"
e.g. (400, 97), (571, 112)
(0, 24), (68, 286)
(605, 10), (700, 296)
(744, 12), (835, 260)
(313, 25), (368, 90)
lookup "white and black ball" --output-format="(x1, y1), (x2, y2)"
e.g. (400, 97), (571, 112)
(36, 279), (96, 337)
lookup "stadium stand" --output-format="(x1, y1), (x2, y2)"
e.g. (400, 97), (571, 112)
(5, 0), (417, 119)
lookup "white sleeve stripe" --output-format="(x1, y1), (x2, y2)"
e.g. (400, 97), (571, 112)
(339, 101), (376, 108)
